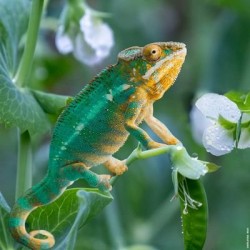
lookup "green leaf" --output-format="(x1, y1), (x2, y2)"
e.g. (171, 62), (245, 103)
(218, 115), (236, 130)
(31, 90), (70, 116)
(0, 0), (50, 135)
(204, 162), (220, 173)
(0, 192), (15, 250)
(179, 178), (208, 250)
(225, 91), (250, 113)
(26, 188), (113, 249)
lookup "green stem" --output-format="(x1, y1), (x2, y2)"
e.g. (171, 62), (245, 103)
(104, 197), (125, 250)
(131, 194), (179, 244)
(110, 145), (175, 186)
(15, 130), (32, 200)
(0, 215), (9, 249)
(142, 194), (179, 242)
(15, 0), (44, 87)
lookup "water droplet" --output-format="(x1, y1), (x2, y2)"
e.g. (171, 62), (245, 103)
(197, 202), (203, 207)
(183, 208), (188, 215)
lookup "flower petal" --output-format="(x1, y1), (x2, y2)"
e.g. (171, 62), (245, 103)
(195, 93), (241, 123)
(73, 33), (103, 65)
(55, 26), (74, 54)
(238, 127), (250, 149)
(202, 124), (234, 156)
(190, 105), (214, 144)
(80, 11), (114, 55)
(241, 113), (250, 123)
(170, 146), (208, 179)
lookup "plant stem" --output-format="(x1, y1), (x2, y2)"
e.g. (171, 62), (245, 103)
(110, 145), (175, 186)
(140, 194), (179, 243)
(15, 0), (44, 87)
(14, 0), (44, 199)
(104, 196), (125, 250)
(15, 130), (32, 200)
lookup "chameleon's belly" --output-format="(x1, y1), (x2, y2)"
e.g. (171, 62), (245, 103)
(77, 109), (129, 166)
(50, 102), (129, 168)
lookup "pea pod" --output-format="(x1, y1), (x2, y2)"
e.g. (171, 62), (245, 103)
(178, 176), (208, 250)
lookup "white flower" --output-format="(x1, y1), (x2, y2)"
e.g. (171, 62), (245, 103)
(55, 6), (114, 66)
(55, 26), (74, 54)
(170, 145), (208, 180)
(169, 145), (214, 213)
(191, 93), (250, 156)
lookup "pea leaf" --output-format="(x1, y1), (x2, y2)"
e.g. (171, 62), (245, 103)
(0, 192), (15, 250)
(179, 178), (208, 250)
(31, 90), (70, 116)
(218, 115), (236, 130)
(0, 0), (50, 135)
(26, 188), (113, 249)
(225, 91), (250, 113)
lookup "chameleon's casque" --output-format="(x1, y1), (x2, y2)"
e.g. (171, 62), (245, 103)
(9, 42), (186, 249)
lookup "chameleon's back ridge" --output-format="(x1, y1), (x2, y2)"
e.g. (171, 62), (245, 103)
(9, 42), (187, 249)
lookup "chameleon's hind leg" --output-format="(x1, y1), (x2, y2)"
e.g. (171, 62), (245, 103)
(60, 163), (112, 191)
(103, 157), (128, 175)
(144, 104), (178, 145)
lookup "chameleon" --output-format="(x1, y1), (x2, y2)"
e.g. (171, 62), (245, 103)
(9, 41), (187, 249)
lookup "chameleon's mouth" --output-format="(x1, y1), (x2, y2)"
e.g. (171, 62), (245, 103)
(142, 42), (187, 81)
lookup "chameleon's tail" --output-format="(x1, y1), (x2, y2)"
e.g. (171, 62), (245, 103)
(9, 176), (66, 250)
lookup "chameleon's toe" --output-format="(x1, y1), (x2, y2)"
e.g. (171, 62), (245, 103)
(147, 141), (166, 149)
(166, 137), (179, 145)
(97, 175), (112, 192)
(114, 160), (128, 175)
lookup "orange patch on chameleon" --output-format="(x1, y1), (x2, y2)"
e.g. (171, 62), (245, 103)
(97, 143), (121, 155)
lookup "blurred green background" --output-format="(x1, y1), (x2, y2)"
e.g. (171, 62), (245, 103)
(1, 0), (250, 249)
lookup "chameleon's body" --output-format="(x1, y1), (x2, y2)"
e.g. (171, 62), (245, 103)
(9, 42), (186, 249)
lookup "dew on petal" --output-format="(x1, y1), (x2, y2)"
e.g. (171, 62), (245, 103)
(202, 124), (234, 156)
(195, 93), (241, 123)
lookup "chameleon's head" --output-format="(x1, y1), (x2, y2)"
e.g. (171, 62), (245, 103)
(118, 42), (187, 100)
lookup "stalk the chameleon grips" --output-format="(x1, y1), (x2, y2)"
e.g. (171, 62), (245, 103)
(9, 42), (187, 249)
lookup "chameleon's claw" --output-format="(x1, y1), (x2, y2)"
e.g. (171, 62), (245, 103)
(97, 174), (112, 192)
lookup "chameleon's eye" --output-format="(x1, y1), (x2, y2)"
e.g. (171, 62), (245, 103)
(142, 44), (162, 61)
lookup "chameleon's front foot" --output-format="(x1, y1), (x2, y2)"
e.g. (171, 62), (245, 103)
(114, 160), (128, 175)
(97, 174), (112, 192)
(103, 157), (128, 176)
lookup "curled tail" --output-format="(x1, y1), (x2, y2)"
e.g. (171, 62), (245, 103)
(9, 176), (68, 250)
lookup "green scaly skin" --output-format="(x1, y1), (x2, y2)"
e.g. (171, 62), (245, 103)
(9, 42), (187, 249)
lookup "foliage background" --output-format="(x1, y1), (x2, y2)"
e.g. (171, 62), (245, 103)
(0, 0), (250, 249)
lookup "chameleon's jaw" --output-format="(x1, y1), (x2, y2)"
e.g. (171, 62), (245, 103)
(142, 42), (187, 100)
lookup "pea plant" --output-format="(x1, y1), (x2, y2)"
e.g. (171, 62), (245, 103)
(0, 0), (249, 249)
